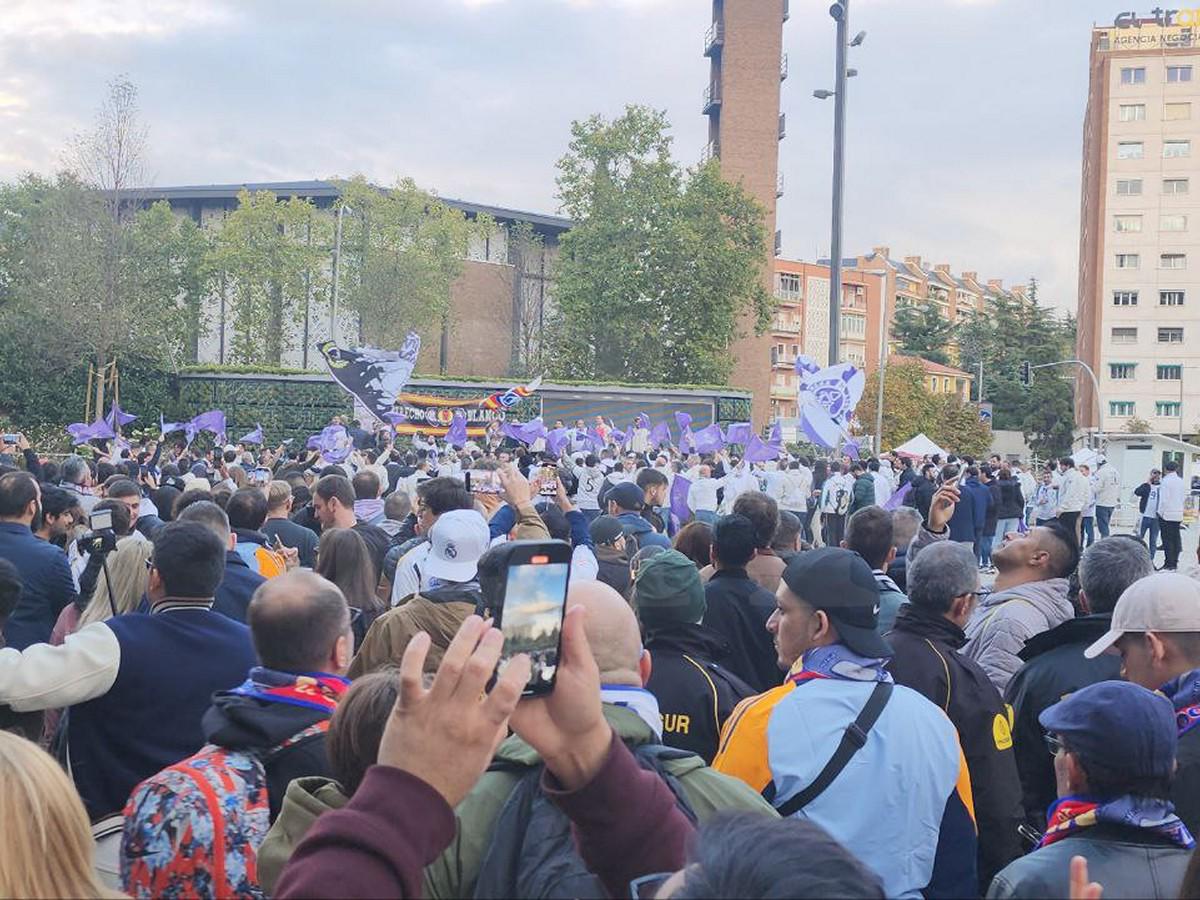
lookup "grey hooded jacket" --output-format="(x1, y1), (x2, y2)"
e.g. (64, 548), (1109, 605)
(962, 578), (1072, 694)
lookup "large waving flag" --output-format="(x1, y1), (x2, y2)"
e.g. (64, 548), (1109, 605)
(318, 333), (421, 422)
(105, 401), (137, 430)
(66, 418), (116, 446)
(795, 355), (865, 449)
(445, 412), (468, 449)
(239, 424), (264, 445)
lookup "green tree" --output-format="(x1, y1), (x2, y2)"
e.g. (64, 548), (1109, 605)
(855, 359), (990, 456)
(210, 190), (329, 365)
(547, 105), (771, 384)
(890, 301), (954, 365)
(333, 176), (488, 359)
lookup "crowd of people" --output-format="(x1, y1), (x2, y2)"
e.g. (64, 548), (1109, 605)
(0, 416), (1199, 898)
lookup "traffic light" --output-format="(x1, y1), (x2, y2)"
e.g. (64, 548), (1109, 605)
(1019, 361), (1032, 387)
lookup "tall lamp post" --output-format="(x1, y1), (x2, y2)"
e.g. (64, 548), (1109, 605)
(814, 4), (866, 367)
(330, 202), (355, 345)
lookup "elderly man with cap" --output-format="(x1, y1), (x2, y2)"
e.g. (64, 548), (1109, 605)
(633, 549), (755, 762)
(714, 547), (978, 898)
(987, 681), (1195, 899)
(589, 515), (630, 597)
(1085, 573), (1200, 836)
(605, 481), (671, 552)
(348, 509), (493, 676)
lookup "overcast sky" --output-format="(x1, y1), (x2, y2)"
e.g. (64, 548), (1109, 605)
(1, 0), (1111, 312)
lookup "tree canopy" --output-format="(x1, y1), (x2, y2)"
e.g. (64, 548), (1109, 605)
(890, 301), (954, 365)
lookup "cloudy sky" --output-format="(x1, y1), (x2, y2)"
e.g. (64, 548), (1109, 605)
(1, 0), (1110, 312)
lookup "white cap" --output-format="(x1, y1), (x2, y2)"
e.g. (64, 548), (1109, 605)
(1085, 573), (1200, 658)
(423, 509), (491, 585)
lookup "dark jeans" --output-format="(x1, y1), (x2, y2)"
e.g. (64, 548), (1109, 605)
(1160, 517), (1183, 570)
(1139, 516), (1160, 562)
(1095, 505), (1114, 538)
(978, 532), (995, 566)
(790, 509), (813, 545)
(823, 513), (846, 548)
(1081, 516), (1095, 548)
(1058, 511), (1081, 544)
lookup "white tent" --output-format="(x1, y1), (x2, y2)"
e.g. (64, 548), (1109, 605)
(892, 433), (948, 459)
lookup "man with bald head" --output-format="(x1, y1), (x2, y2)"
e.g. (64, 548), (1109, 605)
(424, 579), (778, 898)
(129, 570), (354, 830)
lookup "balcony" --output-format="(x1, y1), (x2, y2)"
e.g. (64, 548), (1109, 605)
(776, 171), (785, 198)
(778, 112), (786, 139)
(772, 316), (801, 334)
(780, 52), (789, 81)
(774, 229), (783, 256)
(703, 82), (722, 114)
(704, 21), (724, 57)
(700, 139), (720, 165)
(771, 352), (796, 369)
(770, 384), (794, 401)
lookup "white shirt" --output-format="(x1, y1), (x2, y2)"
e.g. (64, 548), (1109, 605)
(761, 469), (787, 503)
(1057, 468), (1090, 513)
(1016, 470), (1037, 506)
(778, 466), (813, 512)
(1094, 464), (1121, 507)
(872, 471), (892, 506)
(821, 473), (853, 514)
(687, 477), (721, 512)
(721, 467), (761, 513)
(571, 464), (605, 511)
(390, 542), (431, 606)
(1159, 472), (1186, 521)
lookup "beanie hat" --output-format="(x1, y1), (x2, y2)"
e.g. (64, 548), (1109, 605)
(633, 549), (706, 632)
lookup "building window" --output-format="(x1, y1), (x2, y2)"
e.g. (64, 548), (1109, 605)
(1116, 178), (1143, 195)
(1112, 327), (1139, 343)
(1114, 215), (1143, 232)
(1157, 401), (1182, 417)
(1165, 140), (1192, 158)
(1121, 67), (1146, 84)
(1162, 214), (1188, 232)
(1168, 65), (1193, 83)
(1110, 401), (1136, 416)
(1119, 103), (1147, 121)
(929, 377), (937, 392)
(775, 272), (801, 299)
(1159, 364), (1183, 380)
(1165, 101), (1193, 120)
(1110, 363), (1137, 379)
(1117, 141), (1144, 159)
(1159, 327), (1185, 343)
(1113, 290), (1139, 306)
(1165, 178), (1190, 194)
(1161, 253), (1187, 269)
(1115, 253), (1140, 269)
(1161, 290), (1186, 306)
(840, 314), (866, 337)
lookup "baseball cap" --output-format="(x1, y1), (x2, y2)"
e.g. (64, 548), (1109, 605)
(422, 509), (491, 585)
(781, 547), (891, 658)
(634, 550), (706, 632)
(608, 482), (644, 512)
(1040, 680), (1176, 780)
(589, 515), (625, 547)
(1084, 573), (1200, 658)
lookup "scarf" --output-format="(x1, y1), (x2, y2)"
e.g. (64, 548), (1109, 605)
(601, 685), (663, 738)
(1161, 668), (1200, 737)
(228, 666), (350, 714)
(788, 644), (893, 685)
(1041, 794), (1195, 849)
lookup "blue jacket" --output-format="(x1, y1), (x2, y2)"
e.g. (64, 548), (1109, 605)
(213, 551), (266, 624)
(947, 487), (978, 542)
(0, 521), (77, 649)
(963, 478), (992, 531)
(616, 512), (671, 550)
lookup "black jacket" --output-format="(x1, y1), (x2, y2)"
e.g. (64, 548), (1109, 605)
(1176, 725), (1200, 837)
(262, 517), (320, 568)
(983, 481), (1001, 533)
(643, 623), (756, 763)
(995, 477), (1025, 520)
(201, 688), (334, 823)
(1004, 614), (1122, 829)
(909, 477), (937, 523)
(886, 604), (1025, 890)
(213, 552), (266, 624)
(1134, 481), (1159, 515)
(701, 567), (780, 694)
(352, 521), (392, 584)
(594, 546), (631, 598)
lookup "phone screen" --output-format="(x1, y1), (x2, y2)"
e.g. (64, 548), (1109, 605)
(499, 558), (570, 695)
(538, 466), (559, 497)
(468, 469), (503, 494)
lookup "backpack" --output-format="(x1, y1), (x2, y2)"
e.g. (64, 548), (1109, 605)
(472, 743), (699, 899)
(119, 721), (328, 899)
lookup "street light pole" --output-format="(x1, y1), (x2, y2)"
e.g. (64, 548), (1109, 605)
(828, 0), (849, 368)
(1031, 359), (1104, 447)
(874, 271), (887, 453)
(330, 203), (351, 346)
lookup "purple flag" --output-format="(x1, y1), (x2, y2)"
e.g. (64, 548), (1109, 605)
(66, 418), (116, 446)
(674, 412), (694, 452)
(608, 428), (628, 446)
(844, 438), (861, 461)
(159, 414), (189, 437)
(648, 421), (671, 448)
(105, 401), (137, 430)
(744, 434), (781, 463)
(724, 422), (753, 446)
(239, 424), (264, 445)
(584, 427), (607, 451)
(670, 474), (693, 525)
(545, 427), (569, 456)
(445, 412), (467, 449)
(769, 421), (782, 445)
(501, 418), (547, 445)
(882, 482), (913, 511)
(190, 409), (227, 443)
(693, 424), (725, 454)
(307, 424), (351, 463)
(634, 412), (650, 431)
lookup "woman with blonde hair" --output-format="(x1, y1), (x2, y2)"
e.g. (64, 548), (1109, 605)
(0, 731), (118, 898)
(77, 537), (152, 628)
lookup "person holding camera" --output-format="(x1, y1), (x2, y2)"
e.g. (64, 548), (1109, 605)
(0, 472), (77, 650)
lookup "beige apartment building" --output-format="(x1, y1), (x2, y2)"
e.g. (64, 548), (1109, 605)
(1078, 17), (1200, 434)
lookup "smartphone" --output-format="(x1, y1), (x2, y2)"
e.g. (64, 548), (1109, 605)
(467, 468), (504, 494)
(90, 509), (113, 532)
(485, 540), (572, 696)
(1, 434), (16, 444)
(251, 467), (271, 485)
(538, 465), (559, 497)
(271, 533), (285, 552)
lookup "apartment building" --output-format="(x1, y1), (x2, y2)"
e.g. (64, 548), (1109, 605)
(1078, 17), (1200, 434)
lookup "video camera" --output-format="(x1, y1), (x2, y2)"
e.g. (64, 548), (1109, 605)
(76, 508), (118, 557)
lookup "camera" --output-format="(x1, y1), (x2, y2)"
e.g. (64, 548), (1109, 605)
(75, 508), (118, 556)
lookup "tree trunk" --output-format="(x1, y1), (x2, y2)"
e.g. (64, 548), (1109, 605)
(94, 348), (107, 423)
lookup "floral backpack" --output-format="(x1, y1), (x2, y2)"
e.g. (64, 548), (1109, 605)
(119, 721), (328, 899)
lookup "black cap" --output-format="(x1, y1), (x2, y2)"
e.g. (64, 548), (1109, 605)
(609, 482), (645, 512)
(781, 547), (892, 658)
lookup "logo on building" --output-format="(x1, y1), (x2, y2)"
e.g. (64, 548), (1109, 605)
(1115, 8), (1200, 27)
